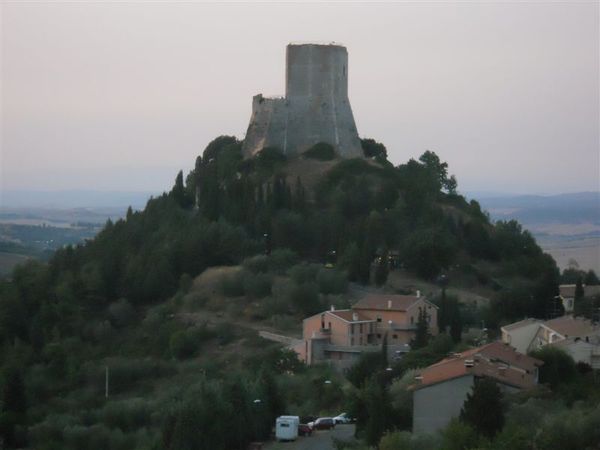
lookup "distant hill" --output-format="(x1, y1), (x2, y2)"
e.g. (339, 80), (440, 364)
(0, 189), (159, 209)
(475, 192), (600, 225)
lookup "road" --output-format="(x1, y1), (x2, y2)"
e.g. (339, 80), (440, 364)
(265, 425), (356, 450)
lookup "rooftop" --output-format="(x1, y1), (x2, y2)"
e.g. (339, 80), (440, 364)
(413, 342), (542, 391)
(327, 309), (374, 323)
(353, 293), (432, 312)
(543, 315), (599, 338)
(559, 284), (600, 298)
(501, 318), (541, 332)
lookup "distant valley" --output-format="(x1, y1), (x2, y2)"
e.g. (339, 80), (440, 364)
(1, 189), (599, 277)
(475, 191), (600, 273)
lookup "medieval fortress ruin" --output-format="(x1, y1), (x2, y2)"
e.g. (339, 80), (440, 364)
(242, 43), (363, 158)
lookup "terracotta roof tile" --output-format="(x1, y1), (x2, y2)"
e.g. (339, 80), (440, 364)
(328, 310), (374, 322)
(414, 342), (542, 390)
(543, 316), (599, 338)
(353, 294), (432, 311)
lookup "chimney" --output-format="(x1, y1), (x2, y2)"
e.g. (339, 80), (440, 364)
(388, 300), (392, 309)
(416, 290), (421, 298)
(352, 312), (359, 321)
(331, 305), (335, 312)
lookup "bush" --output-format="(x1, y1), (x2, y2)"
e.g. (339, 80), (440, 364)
(170, 325), (214, 359)
(317, 268), (348, 295)
(169, 330), (197, 359)
(100, 398), (153, 431)
(108, 298), (135, 328)
(530, 346), (577, 389)
(182, 292), (208, 311)
(289, 282), (321, 316)
(242, 255), (270, 274)
(289, 263), (320, 284)
(243, 273), (273, 298)
(268, 249), (298, 274)
(304, 142), (336, 161)
(221, 272), (245, 297)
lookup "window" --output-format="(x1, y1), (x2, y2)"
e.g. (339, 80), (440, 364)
(377, 316), (382, 323)
(359, 323), (363, 333)
(351, 337), (354, 346)
(350, 324), (354, 334)
(377, 334), (381, 339)
(410, 316), (414, 324)
(343, 65), (346, 76)
(393, 334), (398, 339)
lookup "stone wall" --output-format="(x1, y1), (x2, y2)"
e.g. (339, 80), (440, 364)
(242, 43), (363, 159)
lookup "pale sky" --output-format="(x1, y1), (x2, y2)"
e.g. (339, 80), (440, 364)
(1, 1), (599, 195)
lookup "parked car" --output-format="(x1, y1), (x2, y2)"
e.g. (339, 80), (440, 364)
(300, 415), (317, 424)
(333, 412), (354, 424)
(298, 424), (312, 436)
(309, 417), (336, 430)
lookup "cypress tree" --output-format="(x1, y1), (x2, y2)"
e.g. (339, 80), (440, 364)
(412, 308), (429, 349)
(460, 378), (504, 438)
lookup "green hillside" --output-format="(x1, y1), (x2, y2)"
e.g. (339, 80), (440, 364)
(0, 136), (569, 449)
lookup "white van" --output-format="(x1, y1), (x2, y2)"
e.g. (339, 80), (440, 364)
(275, 415), (299, 441)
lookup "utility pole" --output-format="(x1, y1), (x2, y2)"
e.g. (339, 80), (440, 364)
(105, 366), (109, 399)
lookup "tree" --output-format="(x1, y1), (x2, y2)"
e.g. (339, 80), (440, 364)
(530, 346), (577, 389)
(441, 419), (480, 450)
(374, 252), (389, 287)
(363, 378), (393, 446)
(0, 365), (27, 448)
(171, 170), (191, 208)
(411, 308), (429, 349)
(584, 270), (600, 285)
(449, 299), (463, 343)
(575, 276), (585, 301)
(360, 138), (387, 159)
(460, 378), (504, 438)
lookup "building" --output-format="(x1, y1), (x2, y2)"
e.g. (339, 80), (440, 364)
(242, 43), (363, 159)
(412, 342), (542, 434)
(501, 315), (600, 368)
(558, 284), (600, 313)
(294, 292), (438, 369)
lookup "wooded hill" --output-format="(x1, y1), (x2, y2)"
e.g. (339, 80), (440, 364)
(0, 136), (563, 449)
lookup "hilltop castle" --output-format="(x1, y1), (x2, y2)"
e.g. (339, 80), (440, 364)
(242, 43), (363, 159)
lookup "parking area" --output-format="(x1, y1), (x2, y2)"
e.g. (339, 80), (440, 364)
(265, 424), (356, 450)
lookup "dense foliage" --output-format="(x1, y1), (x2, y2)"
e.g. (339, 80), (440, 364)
(0, 135), (564, 449)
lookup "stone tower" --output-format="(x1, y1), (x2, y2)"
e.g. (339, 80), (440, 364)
(242, 43), (363, 158)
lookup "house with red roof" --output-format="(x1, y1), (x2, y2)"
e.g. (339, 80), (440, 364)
(501, 315), (600, 369)
(293, 292), (438, 368)
(412, 342), (542, 434)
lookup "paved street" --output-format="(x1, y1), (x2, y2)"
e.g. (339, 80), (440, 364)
(265, 425), (356, 450)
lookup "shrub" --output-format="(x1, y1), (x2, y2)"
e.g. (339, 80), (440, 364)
(317, 268), (348, 295)
(243, 273), (273, 298)
(289, 263), (320, 284)
(100, 398), (153, 431)
(242, 255), (270, 274)
(170, 325), (214, 360)
(221, 272), (245, 297)
(268, 249), (298, 274)
(182, 292), (208, 311)
(289, 282), (321, 316)
(169, 330), (196, 359)
(304, 142), (336, 161)
(108, 298), (135, 328)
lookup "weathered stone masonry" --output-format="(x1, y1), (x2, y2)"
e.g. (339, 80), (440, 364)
(242, 43), (363, 159)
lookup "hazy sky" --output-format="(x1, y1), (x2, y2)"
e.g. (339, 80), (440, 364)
(1, 1), (599, 196)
